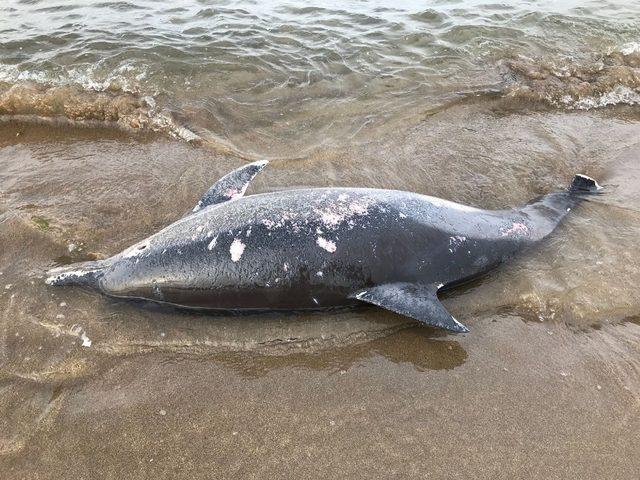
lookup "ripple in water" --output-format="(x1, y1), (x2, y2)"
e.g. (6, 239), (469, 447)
(1, 0), (639, 156)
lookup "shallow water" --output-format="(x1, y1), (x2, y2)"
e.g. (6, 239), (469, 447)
(1, 0), (640, 156)
(1, 1), (640, 478)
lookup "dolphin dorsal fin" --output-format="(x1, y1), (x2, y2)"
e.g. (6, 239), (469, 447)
(192, 160), (269, 212)
(349, 282), (469, 333)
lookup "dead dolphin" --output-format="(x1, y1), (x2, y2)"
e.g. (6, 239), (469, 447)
(46, 161), (601, 332)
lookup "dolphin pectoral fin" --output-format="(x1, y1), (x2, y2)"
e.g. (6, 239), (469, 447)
(349, 283), (469, 333)
(192, 160), (269, 212)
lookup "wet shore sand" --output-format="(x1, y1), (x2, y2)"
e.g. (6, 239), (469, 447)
(1, 100), (640, 478)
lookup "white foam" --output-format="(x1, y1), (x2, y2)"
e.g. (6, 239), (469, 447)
(80, 332), (92, 347)
(620, 42), (640, 55)
(70, 324), (92, 347)
(570, 86), (640, 110)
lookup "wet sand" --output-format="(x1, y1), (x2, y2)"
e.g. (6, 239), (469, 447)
(1, 100), (640, 478)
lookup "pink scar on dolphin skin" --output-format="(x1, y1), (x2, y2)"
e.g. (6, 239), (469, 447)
(316, 237), (337, 253)
(314, 198), (371, 229)
(501, 222), (529, 237)
(225, 188), (240, 198)
(225, 182), (249, 200)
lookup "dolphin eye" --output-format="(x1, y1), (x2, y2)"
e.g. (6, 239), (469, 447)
(138, 245), (147, 250)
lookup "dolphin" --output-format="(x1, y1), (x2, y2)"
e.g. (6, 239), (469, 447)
(46, 161), (601, 332)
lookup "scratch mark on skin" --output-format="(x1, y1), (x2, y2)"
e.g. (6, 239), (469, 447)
(348, 201), (368, 215)
(448, 235), (466, 253)
(317, 210), (343, 226)
(316, 237), (337, 253)
(313, 197), (372, 230)
(261, 212), (297, 231)
(122, 242), (149, 258)
(501, 222), (529, 237)
(207, 236), (218, 251)
(192, 226), (205, 240)
(230, 238), (246, 262)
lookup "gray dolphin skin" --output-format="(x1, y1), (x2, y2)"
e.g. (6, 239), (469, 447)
(46, 161), (602, 333)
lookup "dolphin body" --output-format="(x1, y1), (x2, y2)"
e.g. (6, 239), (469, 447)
(46, 161), (601, 332)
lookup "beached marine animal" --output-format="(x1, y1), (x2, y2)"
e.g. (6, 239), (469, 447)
(46, 161), (601, 332)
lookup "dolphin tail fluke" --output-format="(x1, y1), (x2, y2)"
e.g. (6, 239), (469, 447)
(45, 259), (109, 289)
(568, 174), (603, 194)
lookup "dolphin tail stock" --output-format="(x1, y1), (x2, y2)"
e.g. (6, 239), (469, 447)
(518, 173), (603, 241)
(45, 259), (109, 289)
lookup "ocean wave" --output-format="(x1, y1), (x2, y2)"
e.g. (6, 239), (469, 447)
(1, 43), (639, 158)
(0, 61), (152, 96)
(0, 73), (264, 159)
(0, 81), (200, 143)
(501, 47), (640, 110)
